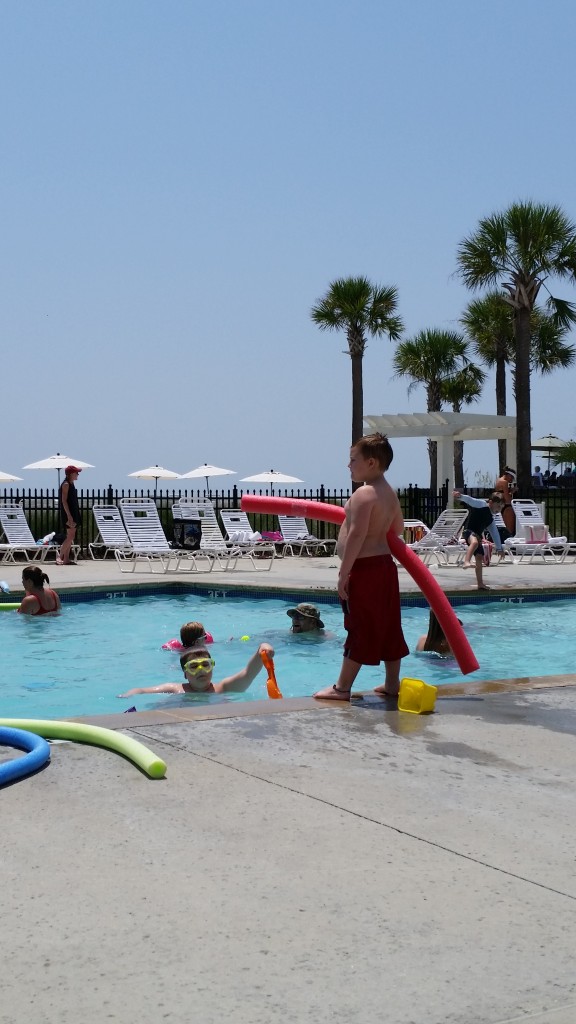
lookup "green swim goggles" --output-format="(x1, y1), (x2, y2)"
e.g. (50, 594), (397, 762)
(184, 657), (215, 675)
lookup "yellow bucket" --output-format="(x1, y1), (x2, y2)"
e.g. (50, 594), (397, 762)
(398, 677), (438, 714)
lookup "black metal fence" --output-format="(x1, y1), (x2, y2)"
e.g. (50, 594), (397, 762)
(0, 486), (350, 555)
(1, 483), (575, 556)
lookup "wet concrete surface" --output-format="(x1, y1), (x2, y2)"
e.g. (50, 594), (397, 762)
(4, 686), (574, 1023)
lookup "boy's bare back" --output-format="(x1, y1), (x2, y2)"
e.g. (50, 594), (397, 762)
(338, 477), (403, 559)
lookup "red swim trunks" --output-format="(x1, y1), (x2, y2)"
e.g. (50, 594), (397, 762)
(343, 554), (409, 666)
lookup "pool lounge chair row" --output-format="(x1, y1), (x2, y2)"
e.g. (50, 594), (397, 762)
(0, 499), (337, 568)
(91, 500), (335, 570)
(97, 500), (275, 573)
(405, 499), (574, 566)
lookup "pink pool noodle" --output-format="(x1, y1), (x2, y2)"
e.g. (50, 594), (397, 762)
(241, 494), (479, 675)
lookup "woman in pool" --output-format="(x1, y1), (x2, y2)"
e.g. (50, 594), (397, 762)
(118, 642), (274, 697)
(18, 566), (61, 616)
(415, 610), (461, 657)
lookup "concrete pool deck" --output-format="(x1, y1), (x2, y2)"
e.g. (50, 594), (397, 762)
(2, 555), (576, 1023)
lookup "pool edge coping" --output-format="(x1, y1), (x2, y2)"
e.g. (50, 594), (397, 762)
(62, 674), (576, 729)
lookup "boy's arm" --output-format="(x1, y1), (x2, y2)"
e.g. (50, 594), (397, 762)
(216, 643), (274, 694)
(486, 521), (504, 551)
(453, 491), (484, 509)
(338, 489), (374, 596)
(117, 684), (180, 697)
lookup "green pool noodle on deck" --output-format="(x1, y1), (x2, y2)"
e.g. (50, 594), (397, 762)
(0, 718), (167, 779)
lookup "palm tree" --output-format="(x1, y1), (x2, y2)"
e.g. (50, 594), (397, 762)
(550, 440), (576, 470)
(311, 276), (404, 452)
(440, 364), (485, 488)
(456, 201), (576, 489)
(461, 292), (575, 471)
(392, 329), (471, 489)
(460, 292), (514, 470)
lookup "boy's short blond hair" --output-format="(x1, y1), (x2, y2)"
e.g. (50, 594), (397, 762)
(352, 432), (394, 470)
(180, 621), (206, 647)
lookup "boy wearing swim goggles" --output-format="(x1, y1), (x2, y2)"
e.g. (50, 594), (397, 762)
(118, 642), (274, 698)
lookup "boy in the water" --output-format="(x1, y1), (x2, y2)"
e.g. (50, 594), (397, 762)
(119, 643), (274, 697)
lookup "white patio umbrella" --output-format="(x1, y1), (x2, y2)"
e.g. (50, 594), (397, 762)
(128, 464), (181, 495)
(179, 463), (236, 491)
(531, 435), (568, 470)
(0, 470), (23, 482)
(23, 452), (95, 486)
(240, 469), (304, 494)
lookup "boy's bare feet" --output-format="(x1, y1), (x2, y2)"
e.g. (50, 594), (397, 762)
(478, 584), (490, 590)
(373, 685), (399, 697)
(462, 562), (472, 568)
(313, 685), (351, 701)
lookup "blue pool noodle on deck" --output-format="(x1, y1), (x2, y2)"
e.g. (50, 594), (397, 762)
(0, 727), (51, 786)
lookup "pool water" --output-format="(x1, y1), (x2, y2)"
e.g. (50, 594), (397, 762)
(1, 594), (574, 718)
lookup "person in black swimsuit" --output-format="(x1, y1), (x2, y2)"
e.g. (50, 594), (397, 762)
(454, 490), (505, 590)
(57, 465), (81, 565)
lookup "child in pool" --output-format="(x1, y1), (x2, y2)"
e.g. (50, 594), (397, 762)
(416, 610), (462, 657)
(162, 620), (214, 651)
(118, 643), (274, 697)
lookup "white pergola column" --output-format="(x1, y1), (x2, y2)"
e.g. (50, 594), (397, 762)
(505, 436), (516, 470)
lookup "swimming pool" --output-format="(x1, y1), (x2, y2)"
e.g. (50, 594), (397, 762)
(2, 591), (575, 718)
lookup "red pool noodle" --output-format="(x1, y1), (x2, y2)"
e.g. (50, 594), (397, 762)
(242, 494), (479, 675)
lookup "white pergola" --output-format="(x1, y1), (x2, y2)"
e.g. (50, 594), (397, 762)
(363, 412), (517, 505)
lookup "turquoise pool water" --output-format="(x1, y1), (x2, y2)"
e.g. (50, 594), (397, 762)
(1, 593), (574, 718)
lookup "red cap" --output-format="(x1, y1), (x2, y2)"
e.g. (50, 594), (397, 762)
(65, 465), (82, 474)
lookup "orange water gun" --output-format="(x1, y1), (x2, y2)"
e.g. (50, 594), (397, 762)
(260, 650), (282, 699)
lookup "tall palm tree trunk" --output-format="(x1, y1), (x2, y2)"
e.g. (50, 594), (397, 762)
(454, 439), (464, 489)
(351, 352), (364, 446)
(426, 439), (437, 491)
(514, 307), (532, 488)
(495, 353), (507, 472)
(351, 352), (364, 492)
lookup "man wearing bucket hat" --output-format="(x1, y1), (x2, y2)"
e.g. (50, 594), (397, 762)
(287, 603), (325, 633)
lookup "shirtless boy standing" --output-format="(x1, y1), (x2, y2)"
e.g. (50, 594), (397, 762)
(314, 433), (409, 701)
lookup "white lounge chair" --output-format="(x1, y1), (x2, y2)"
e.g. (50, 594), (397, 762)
(276, 515), (335, 556)
(217, 509), (276, 561)
(409, 509), (469, 565)
(0, 504), (78, 563)
(172, 500), (238, 570)
(116, 499), (214, 574)
(504, 499), (568, 563)
(175, 501), (272, 573)
(89, 506), (132, 560)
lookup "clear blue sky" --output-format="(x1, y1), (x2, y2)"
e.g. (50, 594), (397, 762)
(2, 0), (576, 493)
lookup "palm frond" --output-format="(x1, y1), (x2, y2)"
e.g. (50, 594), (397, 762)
(545, 295), (576, 329)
